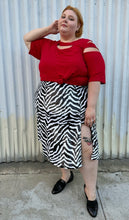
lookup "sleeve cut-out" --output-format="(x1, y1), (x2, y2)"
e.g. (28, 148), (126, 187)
(83, 47), (99, 53)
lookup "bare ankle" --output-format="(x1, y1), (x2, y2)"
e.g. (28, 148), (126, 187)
(61, 169), (71, 182)
(85, 187), (96, 201)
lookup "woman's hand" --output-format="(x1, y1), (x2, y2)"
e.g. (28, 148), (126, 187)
(84, 106), (96, 127)
(49, 20), (59, 35)
(84, 82), (100, 127)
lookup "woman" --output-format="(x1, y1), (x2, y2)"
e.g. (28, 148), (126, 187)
(24, 5), (105, 218)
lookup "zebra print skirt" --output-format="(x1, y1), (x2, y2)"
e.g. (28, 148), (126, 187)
(35, 81), (99, 169)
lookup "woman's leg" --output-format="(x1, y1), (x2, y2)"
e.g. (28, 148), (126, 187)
(60, 168), (71, 182)
(79, 124), (98, 201)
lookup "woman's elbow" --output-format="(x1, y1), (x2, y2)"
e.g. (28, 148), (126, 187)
(23, 34), (28, 43)
(23, 35), (31, 50)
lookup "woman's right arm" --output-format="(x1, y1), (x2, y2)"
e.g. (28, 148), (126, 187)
(23, 20), (59, 51)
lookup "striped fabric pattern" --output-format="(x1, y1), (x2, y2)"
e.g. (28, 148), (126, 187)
(35, 81), (99, 169)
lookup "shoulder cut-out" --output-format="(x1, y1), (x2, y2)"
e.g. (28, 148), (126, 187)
(83, 47), (99, 53)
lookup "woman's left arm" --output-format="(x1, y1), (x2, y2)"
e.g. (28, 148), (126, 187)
(84, 81), (100, 127)
(83, 40), (105, 127)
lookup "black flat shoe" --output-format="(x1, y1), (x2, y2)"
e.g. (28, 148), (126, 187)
(84, 184), (98, 218)
(52, 171), (74, 194)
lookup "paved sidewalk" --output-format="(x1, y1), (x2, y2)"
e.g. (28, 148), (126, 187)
(0, 160), (129, 220)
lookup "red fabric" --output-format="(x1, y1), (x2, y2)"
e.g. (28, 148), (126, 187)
(29, 38), (105, 85)
(83, 51), (105, 84)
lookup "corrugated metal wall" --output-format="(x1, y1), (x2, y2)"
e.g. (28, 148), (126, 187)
(0, 0), (129, 162)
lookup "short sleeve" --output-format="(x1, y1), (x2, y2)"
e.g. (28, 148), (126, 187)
(83, 39), (106, 84)
(29, 39), (44, 60)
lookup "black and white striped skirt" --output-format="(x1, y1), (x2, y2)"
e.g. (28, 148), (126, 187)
(35, 81), (99, 169)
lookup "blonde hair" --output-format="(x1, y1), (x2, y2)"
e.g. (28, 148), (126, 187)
(62, 5), (84, 38)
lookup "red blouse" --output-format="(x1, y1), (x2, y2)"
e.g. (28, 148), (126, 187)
(29, 38), (105, 86)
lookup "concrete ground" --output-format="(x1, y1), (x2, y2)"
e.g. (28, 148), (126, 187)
(0, 159), (129, 220)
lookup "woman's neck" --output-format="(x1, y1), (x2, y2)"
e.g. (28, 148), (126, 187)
(60, 35), (77, 43)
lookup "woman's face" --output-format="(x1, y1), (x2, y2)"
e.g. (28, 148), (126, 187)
(58, 9), (79, 38)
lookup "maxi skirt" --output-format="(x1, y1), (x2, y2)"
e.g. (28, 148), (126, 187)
(35, 81), (99, 169)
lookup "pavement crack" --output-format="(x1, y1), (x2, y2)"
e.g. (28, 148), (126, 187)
(97, 187), (107, 220)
